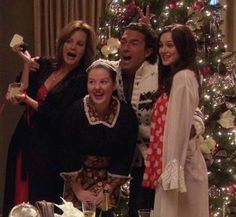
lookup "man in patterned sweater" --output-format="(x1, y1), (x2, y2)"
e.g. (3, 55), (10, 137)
(113, 22), (158, 217)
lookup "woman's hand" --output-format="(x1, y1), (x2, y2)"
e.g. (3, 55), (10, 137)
(6, 91), (39, 110)
(12, 44), (40, 71)
(75, 189), (97, 203)
(95, 184), (113, 209)
(94, 191), (104, 208)
(5, 92), (26, 105)
(12, 44), (32, 63)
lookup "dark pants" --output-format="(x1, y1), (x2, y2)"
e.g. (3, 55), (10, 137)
(128, 166), (155, 217)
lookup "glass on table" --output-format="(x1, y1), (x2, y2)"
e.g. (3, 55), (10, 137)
(82, 201), (96, 217)
(138, 209), (151, 217)
(8, 82), (24, 97)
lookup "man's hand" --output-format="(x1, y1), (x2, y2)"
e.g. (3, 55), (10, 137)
(190, 125), (196, 139)
(137, 5), (151, 25)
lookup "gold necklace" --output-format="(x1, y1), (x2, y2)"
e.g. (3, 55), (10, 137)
(51, 72), (63, 81)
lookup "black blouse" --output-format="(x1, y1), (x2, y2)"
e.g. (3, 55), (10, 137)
(62, 96), (138, 177)
(27, 57), (87, 128)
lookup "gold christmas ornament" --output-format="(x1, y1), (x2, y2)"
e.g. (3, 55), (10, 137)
(101, 45), (111, 57)
(107, 37), (120, 49)
(101, 37), (120, 57)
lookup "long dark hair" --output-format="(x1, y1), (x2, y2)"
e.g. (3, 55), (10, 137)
(157, 24), (200, 97)
(56, 20), (96, 70)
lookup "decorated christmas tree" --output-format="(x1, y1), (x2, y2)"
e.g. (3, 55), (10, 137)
(98, 0), (236, 216)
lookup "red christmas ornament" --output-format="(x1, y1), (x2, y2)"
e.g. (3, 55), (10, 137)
(98, 38), (107, 47)
(193, 0), (205, 11)
(206, 80), (214, 88)
(225, 184), (236, 195)
(119, 14), (126, 23)
(200, 65), (212, 75)
(125, 1), (138, 15)
(120, 1), (138, 25)
(168, 1), (177, 9)
(209, 208), (213, 216)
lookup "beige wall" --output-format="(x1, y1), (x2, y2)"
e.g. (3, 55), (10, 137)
(225, 0), (236, 63)
(0, 0), (34, 215)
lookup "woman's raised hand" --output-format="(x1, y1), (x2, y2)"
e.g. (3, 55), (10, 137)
(12, 44), (31, 62)
(12, 44), (40, 71)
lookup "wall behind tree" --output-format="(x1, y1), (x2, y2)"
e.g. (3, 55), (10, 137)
(0, 0), (34, 215)
(226, 0), (236, 63)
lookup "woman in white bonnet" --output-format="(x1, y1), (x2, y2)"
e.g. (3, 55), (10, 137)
(61, 59), (138, 216)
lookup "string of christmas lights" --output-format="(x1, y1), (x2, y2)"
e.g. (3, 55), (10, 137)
(99, 1), (236, 216)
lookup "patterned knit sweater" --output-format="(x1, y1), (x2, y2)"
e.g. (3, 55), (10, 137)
(113, 60), (158, 166)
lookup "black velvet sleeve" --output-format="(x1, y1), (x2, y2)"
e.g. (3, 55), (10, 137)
(26, 57), (55, 98)
(24, 56), (87, 126)
(37, 73), (87, 123)
(108, 102), (138, 176)
(61, 99), (84, 172)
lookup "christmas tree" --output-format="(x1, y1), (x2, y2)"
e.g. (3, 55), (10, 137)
(98, 0), (236, 217)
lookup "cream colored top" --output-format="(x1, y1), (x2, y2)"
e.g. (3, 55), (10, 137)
(160, 69), (199, 191)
